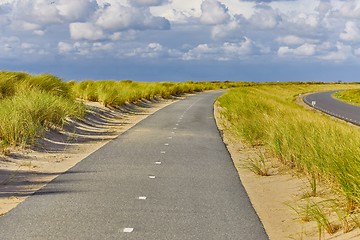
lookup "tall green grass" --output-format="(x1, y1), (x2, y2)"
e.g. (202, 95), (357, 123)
(0, 71), (71, 98)
(0, 72), (84, 148)
(217, 83), (360, 208)
(69, 80), (241, 107)
(0, 72), (242, 148)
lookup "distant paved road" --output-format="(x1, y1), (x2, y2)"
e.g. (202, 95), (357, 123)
(0, 91), (268, 240)
(304, 90), (360, 126)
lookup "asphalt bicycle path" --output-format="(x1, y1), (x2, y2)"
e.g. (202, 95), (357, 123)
(304, 90), (360, 126)
(0, 91), (268, 240)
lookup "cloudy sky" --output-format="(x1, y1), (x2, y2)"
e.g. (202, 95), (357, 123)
(1, 0), (360, 82)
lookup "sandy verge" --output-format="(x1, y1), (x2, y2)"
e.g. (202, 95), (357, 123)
(214, 103), (360, 240)
(0, 98), (177, 216)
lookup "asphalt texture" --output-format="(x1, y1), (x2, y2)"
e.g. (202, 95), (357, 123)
(304, 90), (360, 126)
(0, 91), (268, 240)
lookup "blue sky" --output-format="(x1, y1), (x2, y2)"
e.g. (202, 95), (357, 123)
(1, 0), (360, 82)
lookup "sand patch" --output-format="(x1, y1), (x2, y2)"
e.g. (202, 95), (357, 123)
(0, 98), (176, 216)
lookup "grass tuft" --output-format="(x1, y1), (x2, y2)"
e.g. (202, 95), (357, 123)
(0, 72), (84, 148)
(242, 151), (269, 176)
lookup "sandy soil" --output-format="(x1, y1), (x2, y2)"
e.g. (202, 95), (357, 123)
(0, 98), (176, 216)
(214, 103), (360, 240)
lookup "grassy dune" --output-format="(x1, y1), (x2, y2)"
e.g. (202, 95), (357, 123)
(68, 80), (240, 107)
(217, 83), (360, 234)
(0, 72), (84, 148)
(334, 87), (360, 106)
(0, 71), (242, 149)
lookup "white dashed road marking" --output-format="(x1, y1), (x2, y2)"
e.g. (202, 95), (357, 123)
(138, 196), (147, 200)
(123, 228), (134, 233)
(149, 175), (156, 179)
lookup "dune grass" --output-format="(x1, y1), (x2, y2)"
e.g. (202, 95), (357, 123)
(217, 83), (360, 233)
(68, 80), (241, 107)
(0, 72), (84, 148)
(0, 72), (242, 148)
(334, 87), (360, 106)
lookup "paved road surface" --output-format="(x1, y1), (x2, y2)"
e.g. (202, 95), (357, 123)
(0, 91), (268, 240)
(304, 90), (360, 126)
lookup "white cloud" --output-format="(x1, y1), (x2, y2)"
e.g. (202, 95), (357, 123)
(354, 47), (360, 56)
(336, 0), (360, 18)
(183, 43), (216, 60)
(58, 41), (115, 55)
(278, 43), (316, 57)
(200, 0), (230, 25)
(211, 21), (240, 40)
(34, 30), (45, 36)
(150, 0), (202, 22)
(70, 22), (106, 41)
(317, 41), (332, 51)
(92, 42), (114, 51)
(0, 0), (170, 41)
(151, 8), (195, 24)
(72, 41), (92, 55)
(286, 13), (319, 29)
(292, 43), (316, 56)
(56, 0), (96, 21)
(109, 32), (122, 41)
(15, 21), (41, 31)
(1, 0), (360, 73)
(0, 35), (52, 58)
(0, 36), (20, 50)
(276, 35), (305, 45)
(223, 38), (252, 56)
(319, 42), (353, 61)
(183, 38), (253, 60)
(20, 42), (34, 49)
(316, 0), (333, 17)
(130, 0), (170, 7)
(249, 6), (280, 29)
(275, 35), (320, 47)
(58, 41), (73, 54)
(94, 2), (170, 31)
(94, 4), (139, 31)
(15, 0), (61, 25)
(340, 21), (360, 42)
(127, 42), (180, 58)
(151, 0), (255, 22)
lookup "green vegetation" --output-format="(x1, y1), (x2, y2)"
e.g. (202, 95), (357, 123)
(217, 83), (360, 234)
(0, 71), (242, 149)
(0, 72), (84, 148)
(292, 200), (337, 238)
(243, 151), (269, 176)
(334, 88), (360, 106)
(68, 80), (240, 107)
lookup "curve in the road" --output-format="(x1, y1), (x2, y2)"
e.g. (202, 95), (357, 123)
(303, 90), (360, 126)
(0, 91), (268, 240)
